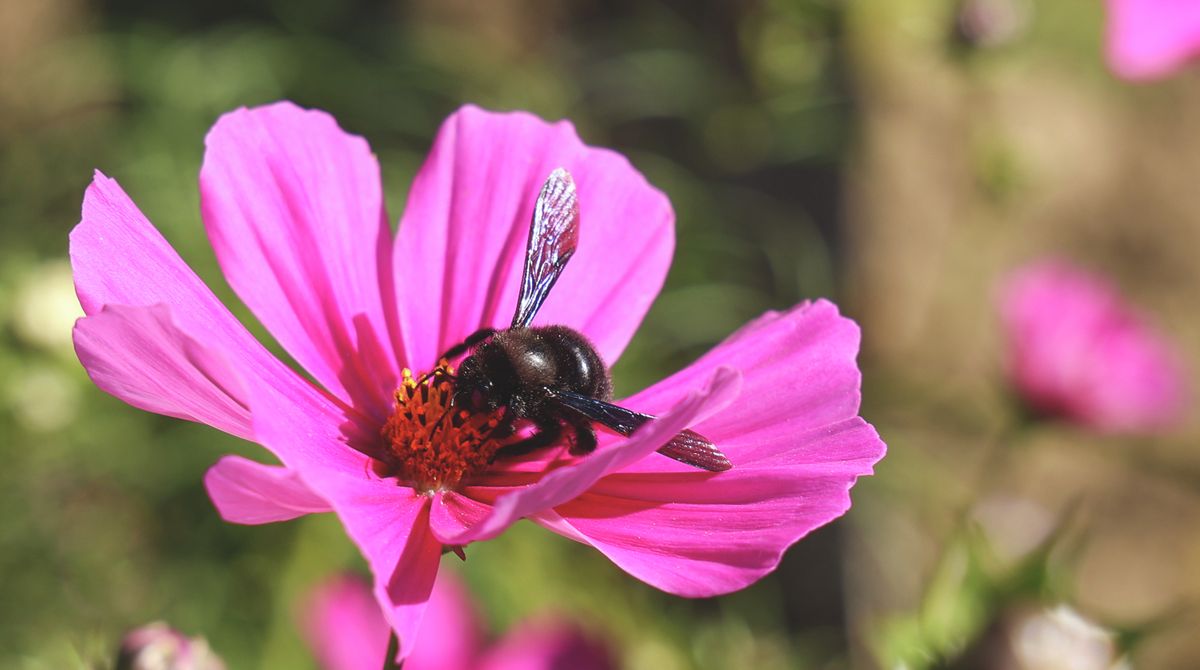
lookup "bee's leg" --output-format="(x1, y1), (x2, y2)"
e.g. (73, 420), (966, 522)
(439, 327), (497, 362)
(564, 413), (597, 456)
(495, 417), (563, 459)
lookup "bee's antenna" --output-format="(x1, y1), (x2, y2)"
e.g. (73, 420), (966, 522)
(430, 381), (459, 434)
(431, 404), (454, 434)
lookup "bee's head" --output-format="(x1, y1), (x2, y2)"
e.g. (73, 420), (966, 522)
(453, 345), (507, 413)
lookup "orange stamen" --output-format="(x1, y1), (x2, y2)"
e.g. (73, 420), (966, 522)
(377, 364), (505, 493)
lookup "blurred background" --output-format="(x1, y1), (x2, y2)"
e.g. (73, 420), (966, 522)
(2, 0), (1198, 667)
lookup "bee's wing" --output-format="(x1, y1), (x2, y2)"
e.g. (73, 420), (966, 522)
(547, 389), (732, 472)
(547, 389), (646, 434)
(511, 168), (580, 328)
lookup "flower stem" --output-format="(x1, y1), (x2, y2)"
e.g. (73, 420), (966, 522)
(972, 416), (1031, 496)
(382, 630), (400, 670)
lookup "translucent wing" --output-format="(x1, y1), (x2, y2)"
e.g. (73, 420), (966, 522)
(511, 168), (581, 328)
(547, 389), (732, 472)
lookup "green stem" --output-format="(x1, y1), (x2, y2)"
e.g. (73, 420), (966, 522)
(971, 413), (1031, 501)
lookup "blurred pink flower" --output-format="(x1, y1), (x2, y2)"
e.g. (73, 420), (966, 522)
(1000, 260), (1188, 432)
(304, 573), (613, 670)
(71, 102), (884, 662)
(1106, 0), (1200, 80)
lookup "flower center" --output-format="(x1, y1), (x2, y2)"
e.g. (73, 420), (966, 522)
(377, 364), (507, 493)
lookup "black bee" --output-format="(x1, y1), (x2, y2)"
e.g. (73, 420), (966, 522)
(441, 168), (732, 472)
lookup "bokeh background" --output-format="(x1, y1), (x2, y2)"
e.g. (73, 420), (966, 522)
(2, 0), (1198, 667)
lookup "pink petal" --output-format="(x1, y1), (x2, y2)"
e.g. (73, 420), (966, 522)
(540, 418), (884, 597)
(303, 574), (391, 670)
(393, 105), (674, 370)
(428, 490), (494, 543)
(620, 300), (865, 467)
(478, 618), (615, 670)
(247, 371), (443, 664)
(407, 571), (484, 670)
(303, 571), (482, 670)
(1106, 0), (1200, 80)
(430, 367), (741, 546)
(325, 482), (440, 665)
(69, 172), (370, 444)
(201, 102), (400, 420)
(73, 303), (250, 440)
(203, 456), (332, 524)
(534, 300), (884, 596)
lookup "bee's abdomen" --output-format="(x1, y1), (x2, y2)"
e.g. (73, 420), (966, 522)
(533, 325), (612, 400)
(492, 326), (612, 402)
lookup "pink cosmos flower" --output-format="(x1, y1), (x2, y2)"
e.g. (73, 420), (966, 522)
(999, 259), (1188, 433)
(71, 102), (885, 662)
(1106, 0), (1200, 80)
(304, 572), (613, 670)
